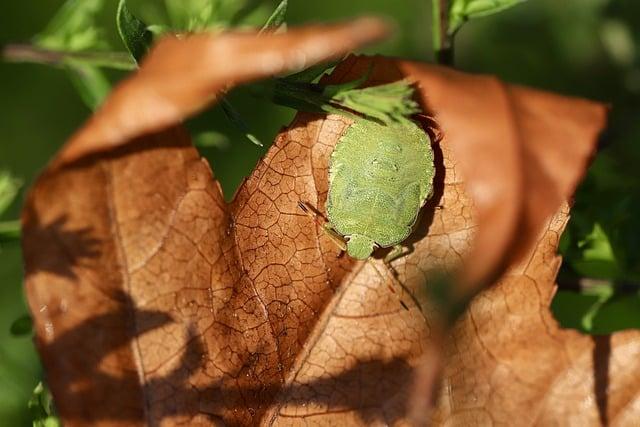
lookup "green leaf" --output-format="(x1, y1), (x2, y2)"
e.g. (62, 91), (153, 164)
(570, 222), (622, 279)
(10, 315), (33, 337)
(34, 0), (107, 52)
(322, 65), (372, 98)
(284, 60), (339, 83)
(330, 80), (420, 124)
(552, 282), (640, 334)
(449, 0), (528, 34)
(260, 0), (288, 34)
(117, 0), (153, 63)
(28, 382), (61, 427)
(0, 172), (21, 216)
(65, 60), (111, 110)
(261, 75), (420, 125)
(220, 98), (263, 147)
(165, 0), (215, 31)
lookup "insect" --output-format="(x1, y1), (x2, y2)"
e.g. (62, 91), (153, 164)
(300, 116), (435, 263)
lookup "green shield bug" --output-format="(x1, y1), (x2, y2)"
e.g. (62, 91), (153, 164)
(300, 116), (435, 262)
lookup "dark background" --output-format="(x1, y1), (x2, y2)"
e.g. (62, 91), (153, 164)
(1, 0), (639, 424)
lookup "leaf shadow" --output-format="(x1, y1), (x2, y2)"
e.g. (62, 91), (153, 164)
(22, 206), (101, 280)
(43, 298), (417, 425)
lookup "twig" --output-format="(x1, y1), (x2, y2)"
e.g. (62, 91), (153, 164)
(2, 44), (136, 70)
(432, 0), (454, 65)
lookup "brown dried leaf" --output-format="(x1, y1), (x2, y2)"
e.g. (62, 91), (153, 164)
(22, 27), (634, 427)
(430, 205), (640, 426)
(53, 18), (390, 167)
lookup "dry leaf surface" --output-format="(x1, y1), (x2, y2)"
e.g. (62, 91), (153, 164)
(21, 28), (638, 427)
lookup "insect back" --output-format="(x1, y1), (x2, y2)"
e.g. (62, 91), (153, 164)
(327, 117), (435, 260)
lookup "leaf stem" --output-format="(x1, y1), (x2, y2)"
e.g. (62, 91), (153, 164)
(432, 0), (454, 65)
(2, 44), (136, 70)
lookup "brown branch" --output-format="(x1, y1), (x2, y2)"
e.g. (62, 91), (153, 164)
(2, 44), (135, 70)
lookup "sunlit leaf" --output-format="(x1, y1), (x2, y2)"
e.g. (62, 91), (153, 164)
(22, 32), (614, 423)
(34, 0), (107, 52)
(449, 0), (527, 34)
(28, 382), (61, 427)
(570, 222), (622, 279)
(165, 0), (215, 31)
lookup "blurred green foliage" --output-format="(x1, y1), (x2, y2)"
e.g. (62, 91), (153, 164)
(1, 0), (639, 424)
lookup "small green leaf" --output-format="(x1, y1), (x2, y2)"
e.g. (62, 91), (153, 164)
(10, 314), (33, 337)
(322, 65), (372, 98)
(571, 222), (622, 279)
(29, 382), (61, 427)
(449, 0), (527, 34)
(580, 284), (614, 332)
(260, 0), (288, 34)
(220, 98), (263, 147)
(284, 60), (339, 83)
(65, 60), (111, 110)
(261, 75), (420, 125)
(165, 0), (215, 31)
(35, 0), (107, 52)
(330, 80), (420, 124)
(0, 171), (21, 215)
(117, 0), (153, 64)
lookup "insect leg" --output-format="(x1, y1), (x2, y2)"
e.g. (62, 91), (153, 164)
(298, 201), (347, 254)
(372, 261), (412, 312)
(384, 244), (406, 264)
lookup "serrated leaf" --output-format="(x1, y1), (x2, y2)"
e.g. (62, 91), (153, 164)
(260, 0), (288, 34)
(322, 64), (371, 97)
(449, 0), (527, 34)
(264, 74), (418, 124)
(34, 0), (107, 52)
(117, 0), (153, 63)
(0, 171), (21, 215)
(330, 79), (420, 124)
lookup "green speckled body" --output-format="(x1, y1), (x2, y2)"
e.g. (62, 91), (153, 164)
(327, 119), (435, 259)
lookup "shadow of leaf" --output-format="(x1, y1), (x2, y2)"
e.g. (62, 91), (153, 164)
(41, 301), (415, 425)
(22, 206), (101, 280)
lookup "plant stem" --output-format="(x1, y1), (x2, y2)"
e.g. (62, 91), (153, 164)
(432, 0), (454, 65)
(2, 44), (136, 71)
